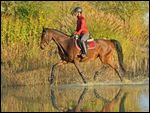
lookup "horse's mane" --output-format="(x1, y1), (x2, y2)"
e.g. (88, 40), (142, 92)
(45, 28), (70, 38)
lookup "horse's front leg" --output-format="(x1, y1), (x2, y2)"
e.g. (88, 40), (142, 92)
(74, 61), (87, 84)
(49, 60), (67, 85)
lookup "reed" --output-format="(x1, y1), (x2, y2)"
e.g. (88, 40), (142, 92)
(1, 1), (149, 86)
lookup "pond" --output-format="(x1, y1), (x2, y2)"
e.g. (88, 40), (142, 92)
(1, 84), (149, 112)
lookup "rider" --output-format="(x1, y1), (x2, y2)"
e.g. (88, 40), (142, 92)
(71, 7), (89, 57)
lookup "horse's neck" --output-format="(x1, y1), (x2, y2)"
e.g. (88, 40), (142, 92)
(51, 32), (70, 56)
(52, 32), (69, 44)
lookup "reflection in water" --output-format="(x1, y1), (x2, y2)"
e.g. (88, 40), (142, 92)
(51, 87), (88, 112)
(139, 92), (149, 111)
(51, 86), (128, 112)
(94, 88), (127, 112)
(1, 85), (149, 112)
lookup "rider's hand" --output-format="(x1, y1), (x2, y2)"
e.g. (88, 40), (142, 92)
(74, 31), (80, 35)
(74, 34), (79, 39)
(74, 31), (78, 34)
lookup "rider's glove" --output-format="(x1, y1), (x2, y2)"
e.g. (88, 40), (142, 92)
(74, 34), (79, 39)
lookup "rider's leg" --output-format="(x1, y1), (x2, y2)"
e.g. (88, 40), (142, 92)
(81, 41), (87, 55)
(80, 33), (89, 56)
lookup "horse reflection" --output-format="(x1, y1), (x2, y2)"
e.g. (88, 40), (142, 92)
(50, 88), (88, 112)
(94, 88), (127, 112)
(50, 87), (128, 112)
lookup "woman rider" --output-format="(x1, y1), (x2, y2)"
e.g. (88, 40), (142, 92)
(71, 7), (89, 58)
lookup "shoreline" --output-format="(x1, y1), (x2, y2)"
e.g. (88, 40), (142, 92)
(2, 79), (149, 89)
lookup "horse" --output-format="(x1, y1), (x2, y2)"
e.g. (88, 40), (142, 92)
(40, 27), (126, 84)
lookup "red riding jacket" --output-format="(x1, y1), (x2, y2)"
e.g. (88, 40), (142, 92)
(74, 15), (88, 35)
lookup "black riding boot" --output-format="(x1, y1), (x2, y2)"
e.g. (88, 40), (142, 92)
(81, 41), (87, 57)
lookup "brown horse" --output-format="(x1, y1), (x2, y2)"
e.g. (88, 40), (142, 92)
(40, 28), (126, 84)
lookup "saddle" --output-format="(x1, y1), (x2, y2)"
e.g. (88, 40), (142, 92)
(75, 38), (96, 50)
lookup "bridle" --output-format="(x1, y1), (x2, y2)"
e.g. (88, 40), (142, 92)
(41, 30), (49, 48)
(41, 30), (67, 58)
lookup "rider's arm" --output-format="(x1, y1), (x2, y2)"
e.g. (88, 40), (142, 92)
(75, 18), (85, 35)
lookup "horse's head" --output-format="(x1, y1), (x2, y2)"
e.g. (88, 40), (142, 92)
(40, 27), (52, 49)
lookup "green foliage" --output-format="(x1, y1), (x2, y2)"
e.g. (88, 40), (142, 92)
(1, 1), (149, 86)
(16, 2), (40, 20)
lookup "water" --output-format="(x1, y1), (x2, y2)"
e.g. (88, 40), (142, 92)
(1, 84), (149, 112)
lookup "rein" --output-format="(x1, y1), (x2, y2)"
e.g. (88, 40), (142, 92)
(52, 37), (66, 56)
(43, 29), (69, 59)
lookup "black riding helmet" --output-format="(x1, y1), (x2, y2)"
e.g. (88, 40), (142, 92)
(71, 7), (82, 15)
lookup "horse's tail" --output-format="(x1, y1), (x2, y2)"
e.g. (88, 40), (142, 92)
(111, 39), (126, 73)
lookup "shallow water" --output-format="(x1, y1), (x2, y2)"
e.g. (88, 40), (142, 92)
(1, 84), (149, 112)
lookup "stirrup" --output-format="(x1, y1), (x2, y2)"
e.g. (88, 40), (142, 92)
(81, 53), (87, 58)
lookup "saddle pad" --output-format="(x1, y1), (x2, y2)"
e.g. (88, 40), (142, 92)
(75, 39), (96, 50)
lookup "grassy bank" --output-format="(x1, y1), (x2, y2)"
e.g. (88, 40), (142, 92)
(1, 1), (149, 87)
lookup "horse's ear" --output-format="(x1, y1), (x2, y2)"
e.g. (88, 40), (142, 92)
(42, 26), (46, 32)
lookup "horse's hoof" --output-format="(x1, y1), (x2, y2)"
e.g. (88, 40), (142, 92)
(93, 78), (96, 81)
(95, 71), (99, 75)
(93, 75), (97, 81)
(48, 77), (54, 84)
(93, 71), (98, 80)
(83, 81), (87, 84)
(50, 83), (54, 88)
(48, 77), (51, 82)
(50, 80), (54, 85)
(50, 81), (54, 86)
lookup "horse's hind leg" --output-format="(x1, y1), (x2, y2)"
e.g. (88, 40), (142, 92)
(113, 67), (123, 81)
(98, 53), (123, 81)
(106, 55), (123, 81)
